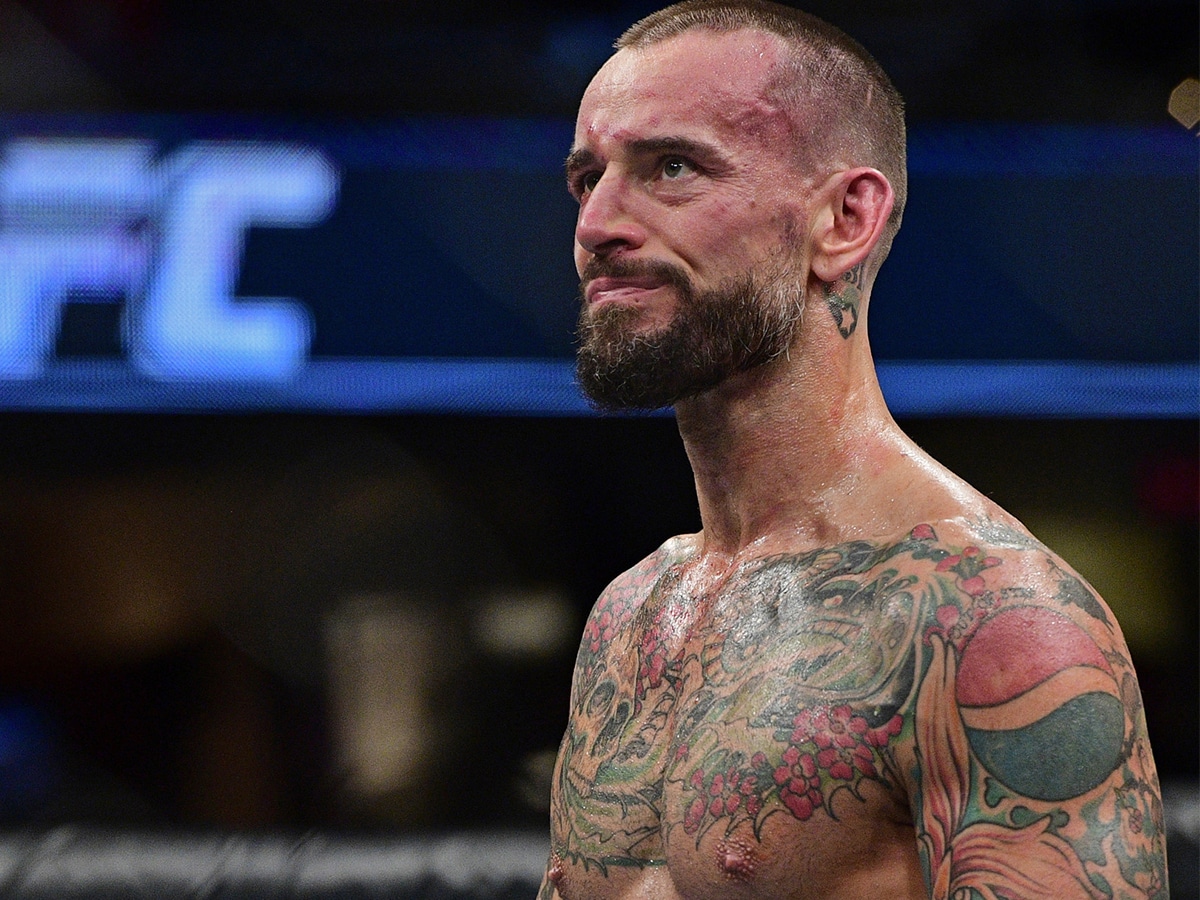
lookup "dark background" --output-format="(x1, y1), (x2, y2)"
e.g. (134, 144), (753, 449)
(0, 0), (1193, 868)
(6, 0), (1193, 124)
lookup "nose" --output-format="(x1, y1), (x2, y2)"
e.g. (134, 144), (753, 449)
(574, 172), (647, 260)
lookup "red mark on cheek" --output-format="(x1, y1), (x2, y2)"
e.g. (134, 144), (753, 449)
(716, 836), (760, 882)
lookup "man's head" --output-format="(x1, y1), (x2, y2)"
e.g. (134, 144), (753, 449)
(616, 1), (906, 251)
(569, 0), (906, 411)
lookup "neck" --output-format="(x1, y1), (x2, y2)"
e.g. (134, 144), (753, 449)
(673, 311), (911, 559)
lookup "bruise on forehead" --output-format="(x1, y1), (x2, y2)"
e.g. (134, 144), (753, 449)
(724, 89), (794, 146)
(572, 25), (824, 199)
(755, 44), (851, 174)
(637, 28), (801, 146)
(682, 28), (827, 172)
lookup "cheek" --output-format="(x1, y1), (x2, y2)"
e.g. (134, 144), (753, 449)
(683, 207), (783, 276)
(669, 203), (738, 263)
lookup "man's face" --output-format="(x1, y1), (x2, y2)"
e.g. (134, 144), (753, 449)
(568, 29), (816, 410)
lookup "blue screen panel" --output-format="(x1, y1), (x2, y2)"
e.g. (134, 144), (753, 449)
(0, 116), (1193, 416)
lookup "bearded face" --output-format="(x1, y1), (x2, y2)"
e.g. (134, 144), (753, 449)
(575, 257), (805, 411)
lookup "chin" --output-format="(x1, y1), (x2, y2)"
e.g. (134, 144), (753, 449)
(590, 302), (676, 337)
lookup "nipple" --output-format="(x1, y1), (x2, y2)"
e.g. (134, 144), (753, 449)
(548, 851), (565, 885)
(716, 836), (759, 882)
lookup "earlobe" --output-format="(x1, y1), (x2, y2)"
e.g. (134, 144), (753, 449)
(809, 168), (894, 283)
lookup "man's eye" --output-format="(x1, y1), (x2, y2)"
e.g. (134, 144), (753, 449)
(661, 158), (694, 180)
(579, 172), (601, 194)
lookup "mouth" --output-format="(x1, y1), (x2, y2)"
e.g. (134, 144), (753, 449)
(584, 276), (669, 308)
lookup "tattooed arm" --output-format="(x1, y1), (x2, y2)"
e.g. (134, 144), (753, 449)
(905, 533), (1168, 899)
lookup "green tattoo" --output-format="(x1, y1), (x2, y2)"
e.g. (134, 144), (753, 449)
(550, 524), (1167, 897)
(824, 264), (864, 338)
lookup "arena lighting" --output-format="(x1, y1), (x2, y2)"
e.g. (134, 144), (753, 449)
(0, 117), (1193, 418)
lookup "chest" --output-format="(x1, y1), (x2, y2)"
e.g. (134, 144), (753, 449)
(551, 557), (925, 891)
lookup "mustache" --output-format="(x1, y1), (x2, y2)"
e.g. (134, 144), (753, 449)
(578, 257), (693, 302)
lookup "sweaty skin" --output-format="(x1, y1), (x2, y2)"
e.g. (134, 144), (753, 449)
(543, 23), (1167, 900)
(544, 522), (1164, 899)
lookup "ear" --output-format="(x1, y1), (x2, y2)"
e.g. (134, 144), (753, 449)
(808, 168), (894, 283)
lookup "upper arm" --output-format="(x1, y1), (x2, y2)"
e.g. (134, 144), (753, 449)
(904, 543), (1168, 899)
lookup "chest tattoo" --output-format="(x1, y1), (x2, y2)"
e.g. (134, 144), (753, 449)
(552, 529), (944, 871)
(550, 524), (1168, 900)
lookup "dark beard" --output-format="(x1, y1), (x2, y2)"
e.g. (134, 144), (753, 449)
(574, 259), (804, 411)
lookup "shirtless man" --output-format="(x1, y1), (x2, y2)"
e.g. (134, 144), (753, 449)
(540, 1), (1168, 898)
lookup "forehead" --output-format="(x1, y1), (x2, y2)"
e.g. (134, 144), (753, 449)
(574, 29), (795, 152)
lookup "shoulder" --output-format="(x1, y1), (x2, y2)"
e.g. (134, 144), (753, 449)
(896, 516), (1131, 717)
(574, 534), (698, 667)
(911, 516), (1122, 646)
(590, 534), (699, 621)
(896, 520), (1168, 896)
(900, 516), (1149, 814)
(600, 533), (699, 604)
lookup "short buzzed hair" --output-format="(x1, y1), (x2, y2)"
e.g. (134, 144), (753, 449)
(618, 0), (907, 265)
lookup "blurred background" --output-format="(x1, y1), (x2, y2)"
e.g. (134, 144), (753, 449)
(0, 0), (1193, 887)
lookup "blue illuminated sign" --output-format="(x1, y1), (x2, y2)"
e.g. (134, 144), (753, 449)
(0, 116), (1193, 417)
(0, 139), (338, 381)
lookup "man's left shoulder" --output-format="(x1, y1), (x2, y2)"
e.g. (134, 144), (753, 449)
(894, 518), (1169, 899)
(896, 515), (1153, 811)
(907, 516), (1123, 641)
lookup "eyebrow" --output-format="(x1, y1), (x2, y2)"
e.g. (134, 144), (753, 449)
(563, 147), (597, 181)
(564, 135), (729, 180)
